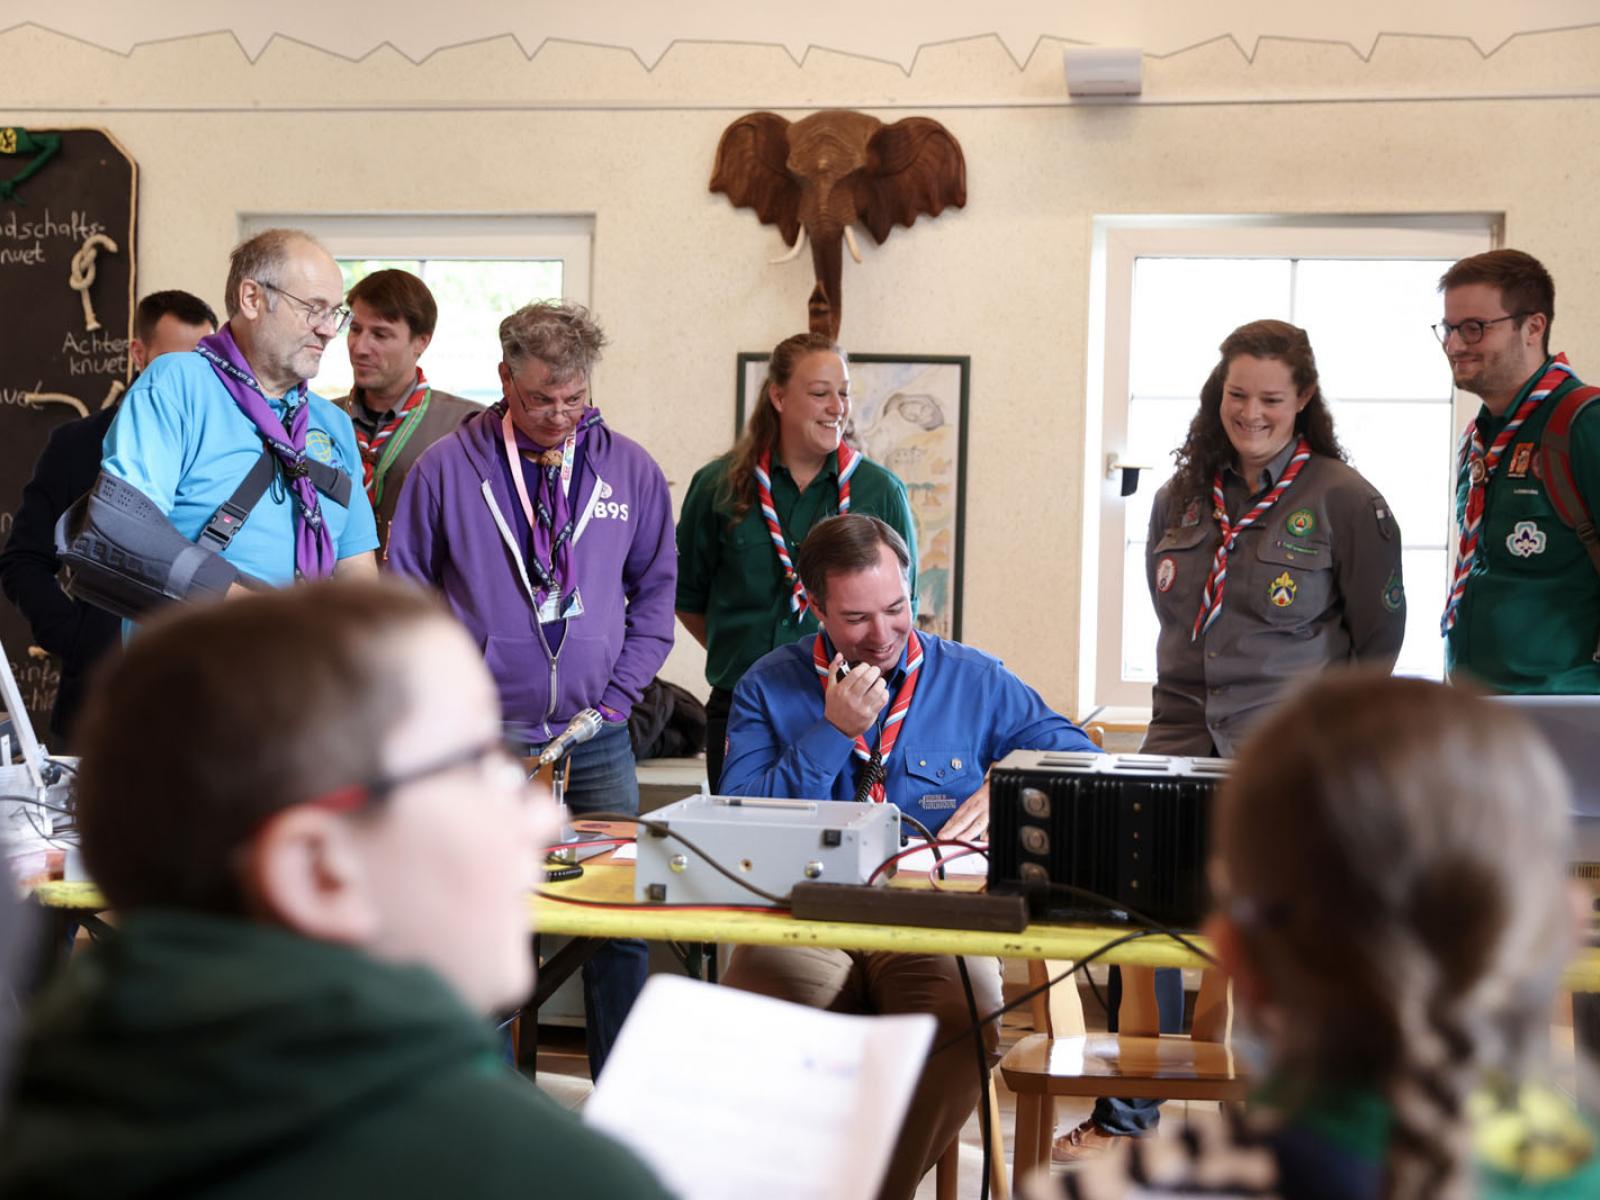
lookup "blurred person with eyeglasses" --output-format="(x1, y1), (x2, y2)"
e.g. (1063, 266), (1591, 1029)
(387, 301), (675, 1080)
(96, 228), (378, 593)
(1436, 249), (1600, 693)
(0, 580), (674, 1199)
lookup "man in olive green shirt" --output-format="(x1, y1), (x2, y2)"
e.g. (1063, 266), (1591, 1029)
(1438, 250), (1600, 693)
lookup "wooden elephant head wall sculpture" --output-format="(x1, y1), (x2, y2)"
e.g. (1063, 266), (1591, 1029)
(710, 109), (966, 339)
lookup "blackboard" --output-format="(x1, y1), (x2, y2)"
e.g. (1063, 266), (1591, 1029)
(0, 128), (137, 741)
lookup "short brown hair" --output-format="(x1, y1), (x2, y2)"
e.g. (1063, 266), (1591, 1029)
(1439, 249), (1555, 354)
(346, 269), (437, 339)
(75, 580), (450, 914)
(135, 290), (217, 342)
(223, 228), (326, 319)
(1218, 673), (1572, 1198)
(796, 514), (910, 612)
(499, 301), (607, 381)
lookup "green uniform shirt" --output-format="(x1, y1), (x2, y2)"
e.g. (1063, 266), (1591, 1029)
(676, 450), (918, 691)
(1446, 358), (1600, 693)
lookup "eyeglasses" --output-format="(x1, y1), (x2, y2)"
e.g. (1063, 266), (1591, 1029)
(1432, 313), (1526, 346)
(308, 736), (530, 814)
(507, 371), (589, 413)
(260, 281), (353, 334)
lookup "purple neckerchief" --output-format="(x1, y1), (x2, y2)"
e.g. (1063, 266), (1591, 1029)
(501, 404), (602, 600)
(195, 325), (336, 580)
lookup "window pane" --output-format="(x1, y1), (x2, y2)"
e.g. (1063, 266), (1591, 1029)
(308, 258), (564, 404)
(1394, 547), (1447, 680)
(1294, 259), (1455, 401)
(1121, 539), (1159, 681)
(1123, 395), (1194, 536)
(1324, 398), (1453, 546)
(1130, 258), (1291, 397)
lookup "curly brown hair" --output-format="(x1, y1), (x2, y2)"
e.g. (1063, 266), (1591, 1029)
(1166, 319), (1345, 510)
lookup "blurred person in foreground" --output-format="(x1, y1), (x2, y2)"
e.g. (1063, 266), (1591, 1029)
(1029, 672), (1599, 1200)
(0, 579), (671, 1199)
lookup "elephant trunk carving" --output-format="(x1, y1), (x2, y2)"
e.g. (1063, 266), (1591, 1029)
(710, 109), (967, 339)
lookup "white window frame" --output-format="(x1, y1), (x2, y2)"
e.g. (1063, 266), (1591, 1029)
(1079, 214), (1498, 718)
(236, 212), (594, 305)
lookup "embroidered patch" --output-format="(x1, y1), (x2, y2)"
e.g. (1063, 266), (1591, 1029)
(1382, 571), (1405, 612)
(1507, 442), (1534, 479)
(1180, 498), (1202, 528)
(1268, 571), (1297, 608)
(304, 429), (335, 464)
(1285, 508), (1315, 537)
(918, 795), (959, 810)
(1156, 556), (1177, 593)
(1507, 520), (1547, 557)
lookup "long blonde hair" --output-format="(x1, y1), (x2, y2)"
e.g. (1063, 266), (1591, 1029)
(1217, 673), (1574, 1200)
(723, 332), (846, 520)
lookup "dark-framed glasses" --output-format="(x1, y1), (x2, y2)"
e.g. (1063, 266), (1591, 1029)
(308, 736), (530, 814)
(1432, 313), (1525, 346)
(261, 281), (353, 334)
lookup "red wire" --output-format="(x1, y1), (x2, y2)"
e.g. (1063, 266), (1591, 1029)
(866, 837), (989, 886)
(926, 846), (987, 889)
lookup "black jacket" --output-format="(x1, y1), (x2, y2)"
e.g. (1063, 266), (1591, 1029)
(0, 405), (120, 742)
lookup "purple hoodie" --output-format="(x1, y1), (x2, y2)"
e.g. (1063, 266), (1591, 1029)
(387, 407), (676, 741)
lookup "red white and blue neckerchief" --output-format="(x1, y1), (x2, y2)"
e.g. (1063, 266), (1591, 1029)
(354, 368), (430, 505)
(812, 630), (923, 804)
(1192, 436), (1313, 641)
(1442, 355), (1574, 634)
(755, 442), (860, 618)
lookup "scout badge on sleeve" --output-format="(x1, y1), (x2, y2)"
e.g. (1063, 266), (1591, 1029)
(1156, 557), (1176, 593)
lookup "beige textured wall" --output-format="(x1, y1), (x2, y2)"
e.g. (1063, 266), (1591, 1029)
(5, 24), (1600, 711)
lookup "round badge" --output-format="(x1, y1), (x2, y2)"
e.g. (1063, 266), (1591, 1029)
(1285, 508), (1315, 537)
(1470, 458), (1487, 486)
(1156, 557), (1177, 593)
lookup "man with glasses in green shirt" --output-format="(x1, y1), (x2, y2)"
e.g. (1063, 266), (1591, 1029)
(676, 332), (917, 790)
(1437, 249), (1600, 692)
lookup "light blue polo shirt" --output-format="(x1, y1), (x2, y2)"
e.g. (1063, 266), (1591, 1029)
(102, 350), (378, 587)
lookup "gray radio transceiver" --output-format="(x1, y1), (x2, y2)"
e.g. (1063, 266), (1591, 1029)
(634, 795), (901, 906)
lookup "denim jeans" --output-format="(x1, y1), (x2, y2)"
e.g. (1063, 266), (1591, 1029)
(540, 718), (649, 1080)
(1090, 965), (1186, 1135)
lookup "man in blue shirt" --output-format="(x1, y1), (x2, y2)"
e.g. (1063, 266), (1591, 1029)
(720, 514), (1096, 1200)
(100, 229), (378, 590)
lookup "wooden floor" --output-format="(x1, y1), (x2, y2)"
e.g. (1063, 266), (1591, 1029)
(533, 975), (1218, 1200)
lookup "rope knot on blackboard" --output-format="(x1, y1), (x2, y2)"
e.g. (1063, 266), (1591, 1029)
(68, 233), (119, 332)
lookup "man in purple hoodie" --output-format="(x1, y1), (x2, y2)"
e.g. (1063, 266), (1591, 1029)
(387, 301), (675, 1078)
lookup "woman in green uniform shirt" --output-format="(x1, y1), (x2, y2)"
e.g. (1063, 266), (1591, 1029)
(676, 332), (917, 791)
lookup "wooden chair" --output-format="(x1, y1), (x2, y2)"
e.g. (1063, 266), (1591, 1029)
(934, 1071), (1008, 1200)
(999, 965), (1248, 1184)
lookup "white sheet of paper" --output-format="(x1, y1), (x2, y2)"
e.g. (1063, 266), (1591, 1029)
(607, 842), (638, 861)
(895, 841), (988, 876)
(584, 974), (935, 1200)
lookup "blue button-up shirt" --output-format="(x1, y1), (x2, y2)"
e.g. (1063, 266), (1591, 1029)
(721, 632), (1098, 833)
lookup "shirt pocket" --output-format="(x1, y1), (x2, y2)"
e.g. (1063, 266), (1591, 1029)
(1253, 536), (1335, 623)
(1149, 523), (1212, 622)
(900, 746), (985, 828)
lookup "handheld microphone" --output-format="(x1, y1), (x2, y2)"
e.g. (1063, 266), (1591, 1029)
(537, 708), (605, 767)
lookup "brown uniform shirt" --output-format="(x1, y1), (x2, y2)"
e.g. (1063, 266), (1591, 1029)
(1143, 445), (1406, 757)
(336, 386), (478, 555)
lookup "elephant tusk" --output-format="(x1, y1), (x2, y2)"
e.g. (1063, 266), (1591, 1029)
(768, 227), (808, 266)
(844, 225), (863, 264)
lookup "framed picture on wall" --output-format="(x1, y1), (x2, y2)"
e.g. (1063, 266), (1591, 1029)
(736, 352), (970, 642)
